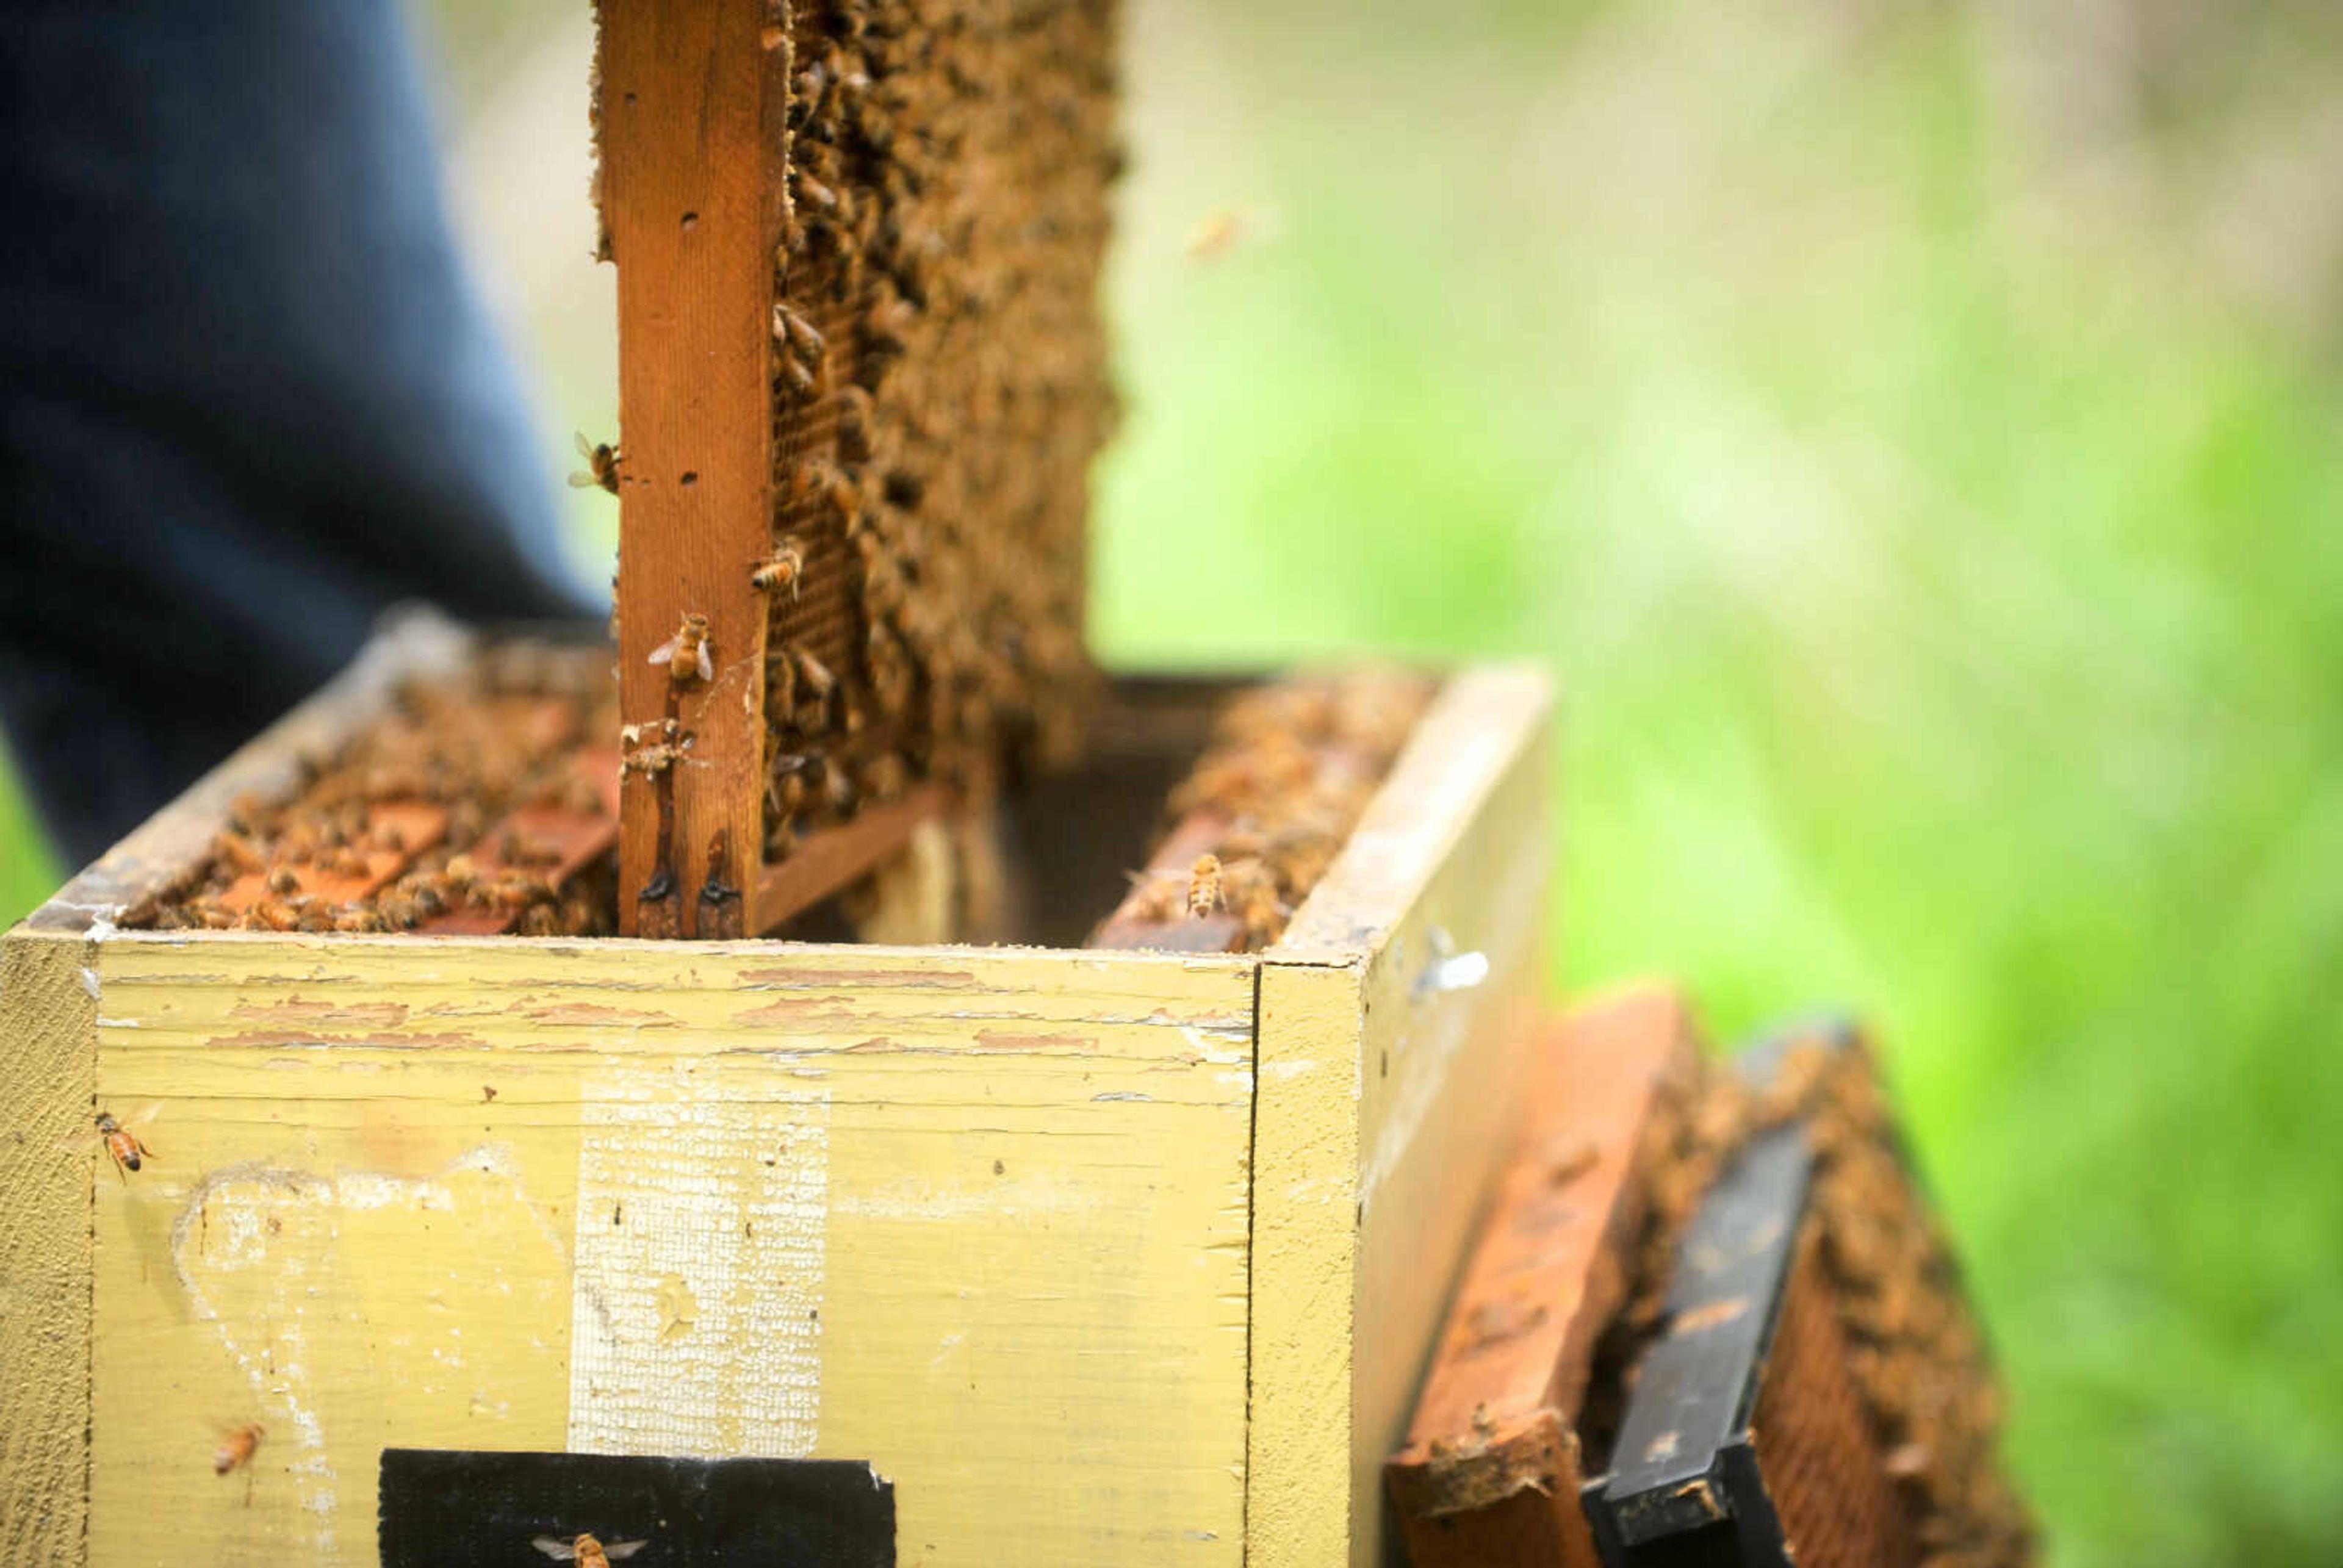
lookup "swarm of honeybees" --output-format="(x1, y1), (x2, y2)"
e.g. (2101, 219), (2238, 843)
(131, 644), (619, 938)
(1608, 1034), (2034, 1568)
(1126, 671), (1438, 949)
(691, 0), (1114, 863)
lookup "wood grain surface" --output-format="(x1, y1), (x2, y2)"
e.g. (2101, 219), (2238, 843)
(600, 0), (787, 934)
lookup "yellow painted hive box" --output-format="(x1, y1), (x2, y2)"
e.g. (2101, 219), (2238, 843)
(0, 617), (1554, 1568)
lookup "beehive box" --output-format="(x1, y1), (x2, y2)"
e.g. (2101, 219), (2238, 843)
(0, 614), (1553, 1568)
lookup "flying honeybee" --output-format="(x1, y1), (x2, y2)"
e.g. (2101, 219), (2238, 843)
(1187, 854), (1223, 919)
(212, 1422), (264, 1477)
(67, 1106), (161, 1181)
(569, 433), (621, 495)
(751, 539), (805, 599)
(648, 613), (715, 685)
(533, 1533), (649, 1567)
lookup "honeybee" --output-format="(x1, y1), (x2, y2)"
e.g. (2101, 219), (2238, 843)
(1187, 854), (1223, 919)
(780, 351), (822, 398)
(649, 613), (715, 685)
(242, 900), (304, 932)
(569, 433), (621, 495)
(783, 458), (834, 510)
(791, 58), (834, 127)
(791, 646), (837, 700)
(766, 764), (809, 819)
(624, 738), (683, 777)
(67, 1106), (160, 1181)
(794, 170), (838, 212)
(759, 539), (815, 600)
(772, 301), (826, 362)
(837, 384), (876, 461)
(533, 1533), (648, 1567)
(212, 1422), (264, 1476)
(210, 830), (264, 876)
(265, 866), (301, 896)
(1184, 206), (1275, 261)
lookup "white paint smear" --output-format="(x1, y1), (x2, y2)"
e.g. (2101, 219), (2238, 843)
(566, 1073), (831, 1458)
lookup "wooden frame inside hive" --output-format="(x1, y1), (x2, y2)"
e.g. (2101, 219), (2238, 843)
(594, 0), (1113, 936)
(0, 611), (1556, 1568)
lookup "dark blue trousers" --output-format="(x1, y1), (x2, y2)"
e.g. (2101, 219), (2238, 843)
(0, 1), (592, 869)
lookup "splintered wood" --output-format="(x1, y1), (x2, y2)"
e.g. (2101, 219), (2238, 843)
(1089, 670), (1436, 951)
(595, 0), (1115, 935)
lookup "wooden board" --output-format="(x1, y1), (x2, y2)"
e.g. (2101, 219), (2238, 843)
(83, 938), (1251, 1568)
(1385, 985), (1694, 1568)
(1, 608), (475, 1564)
(1252, 666), (1557, 1568)
(600, 0), (786, 935)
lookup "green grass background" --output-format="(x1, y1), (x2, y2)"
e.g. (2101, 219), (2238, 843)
(9, 1), (2343, 1560)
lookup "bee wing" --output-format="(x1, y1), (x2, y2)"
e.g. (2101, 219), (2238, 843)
(606, 1544), (651, 1561)
(568, 470), (599, 488)
(124, 1102), (164, 1129)
(57, 1127), (106, 1153)
(575, 431), (593, 459)
(693, 646), (715, 683)
(646, 640), (675, 666)
(533, 1537), (580, 1562)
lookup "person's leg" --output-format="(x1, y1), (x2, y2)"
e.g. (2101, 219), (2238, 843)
(0, 0), (593, 868)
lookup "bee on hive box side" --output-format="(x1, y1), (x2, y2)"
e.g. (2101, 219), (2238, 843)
(534, 1533), (649, 1567)
(1187, 854), (1223, 919)
(569, 433), (621, 495)
(752, 538), (806, 599)
(649, 613), (715, 685)
(212, 1421), (264, 1476)
(67, 1106), (160, 1181)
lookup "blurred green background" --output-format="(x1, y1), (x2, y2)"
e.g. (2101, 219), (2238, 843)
(7, 1), (2342, 1561)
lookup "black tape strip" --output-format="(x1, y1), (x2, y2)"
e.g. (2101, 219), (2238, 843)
(378, 1449), (894, 1567)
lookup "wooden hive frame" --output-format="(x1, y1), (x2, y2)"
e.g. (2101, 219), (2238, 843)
(596, 0), (1114, 938)
(0, 611), (1556, 1568)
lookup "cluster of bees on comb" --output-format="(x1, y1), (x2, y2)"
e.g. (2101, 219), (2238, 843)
(1128, 671), (1436, 949)
(738, 0), (1115, 862)
(1613, 1037), (2034, 1568)
(131, 646), (619, 938)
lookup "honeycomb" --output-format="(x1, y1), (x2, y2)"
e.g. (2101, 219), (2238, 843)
(1118, 670), (1436, 949)
(752, 0), (1116, 860)
(129, 644), (619, 938)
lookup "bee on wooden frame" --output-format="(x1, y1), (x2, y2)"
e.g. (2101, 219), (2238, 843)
(649, 613), (715, 685)
(569, 433), (621, 495)
(64, 1105), (161, 1181)
(533, 1531), (648, 1567)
